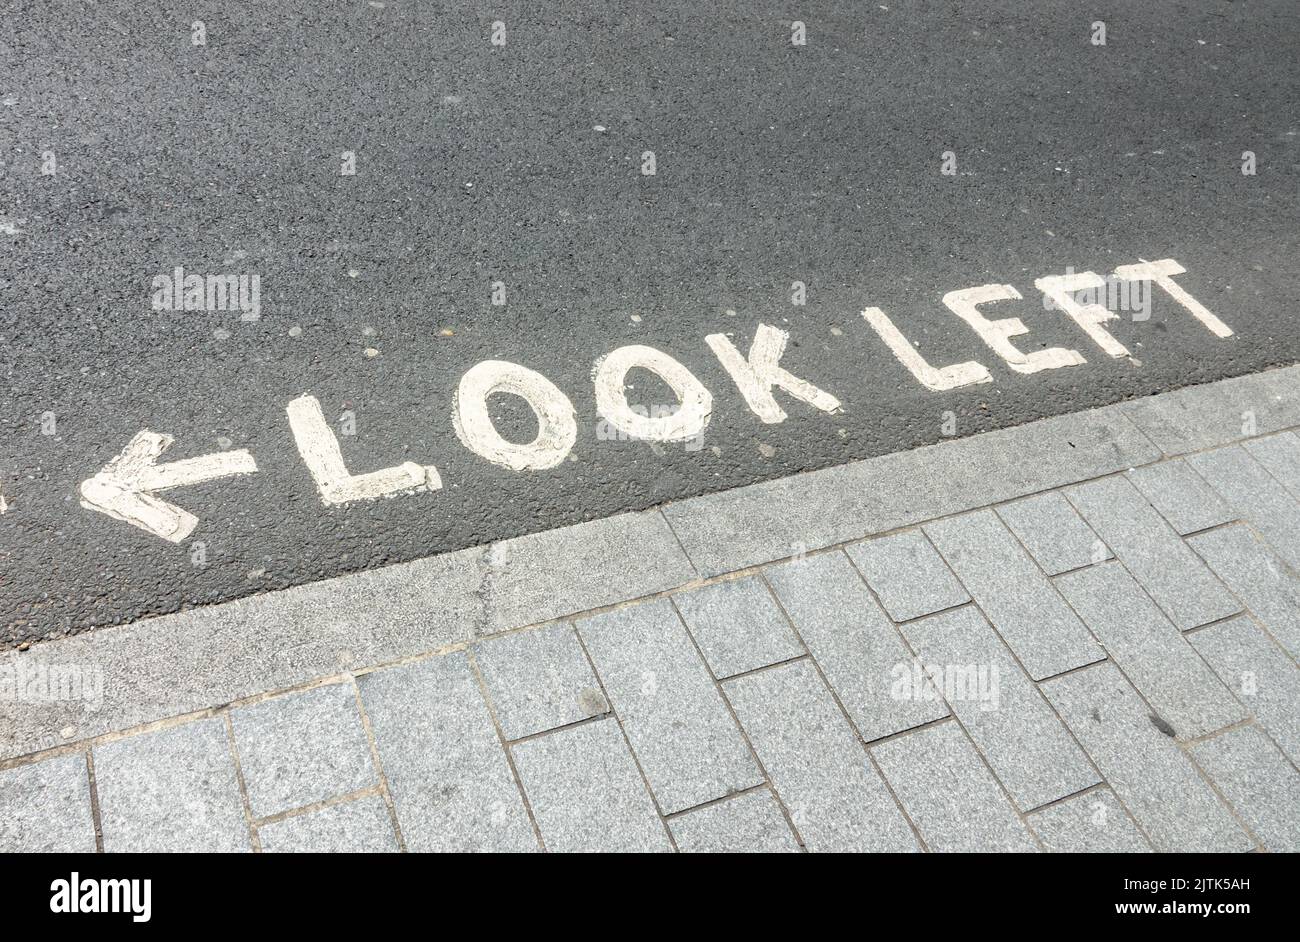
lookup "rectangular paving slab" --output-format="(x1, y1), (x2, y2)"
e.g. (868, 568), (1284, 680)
(668, 788), (800, 853)
(1190, 524), (1300, 660)
(1189, 614), (1300, 766)
(473, 623), (609, 740)
(871, 721), (1039, 853)
(843, 529), (969, 621)
(511, 719), (671, 853)
(356, 653), (538, 853)
(1190, 725), (1300, 854)
(0, 510), (694, 763)
(995, 491), (1111, 575)
(671, 576), (804, 679)
(1041, 663), (1252, 853)
(93, 717), (251, 853)
(1054, 562), (1245, 739)
(724, 660), (920, 853)
(1126, 459), (1235, 535)
(1188, 445), (1300, 572)
(900, 607), (1099, 811)
(923, 510), (1103, 680)
(0, 753), (97, 853)
(229, 681), (377, 818)
(1027, 789), (1151, 853)
(576, 599), (762, 813)
(1243, 431), (1300, 501)
(764, 552), (948, 740)
(1065, 475), (1240, 630)
(1119, 365), (1300, 456)
(257, 795), (399, 853)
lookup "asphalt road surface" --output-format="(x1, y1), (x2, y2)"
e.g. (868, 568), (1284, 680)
(2, 0), (1298, 642)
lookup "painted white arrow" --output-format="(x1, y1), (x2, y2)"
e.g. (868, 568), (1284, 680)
(79, 430), (258, 543)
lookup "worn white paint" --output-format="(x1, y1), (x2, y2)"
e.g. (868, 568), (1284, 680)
(1113, 258), (1233, 338)
(1035, 272), (1130, 358)
(860, 307), (992, 391)
(592, 344), (713, 442)
(706, 324), (842, 423)
(286, 395), (440, 505)
(78, 430), (258, 542)
(942, 284), (1085, 374)
(452, 359), (577, 470)
(76, 255), (1242, 546)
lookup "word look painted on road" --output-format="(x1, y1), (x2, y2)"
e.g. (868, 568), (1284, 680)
(80, 257), (1230, 542)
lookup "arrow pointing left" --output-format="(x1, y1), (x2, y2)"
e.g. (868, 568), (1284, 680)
(79, 430), (259, 543)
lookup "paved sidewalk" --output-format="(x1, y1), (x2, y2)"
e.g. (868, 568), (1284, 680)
(2, 367), (1299, 852)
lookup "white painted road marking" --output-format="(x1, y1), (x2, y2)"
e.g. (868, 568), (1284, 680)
(706, 324), (843, 423)
(286, 394), (441, 505)
(78, 431), (258, 542)
(1034, 271), (1131, 359)
(1114, 259), (1235, 339)
(592, 344), (714, 443)
(452, 359), (577, 470)
(860, 305), (993, 391)
(72, 256), (1234, 541)
(942, 284), (1087, 374)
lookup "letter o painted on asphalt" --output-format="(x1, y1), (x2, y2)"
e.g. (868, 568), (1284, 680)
(452, 360), (577, 471)
(592, 344), (713, 443)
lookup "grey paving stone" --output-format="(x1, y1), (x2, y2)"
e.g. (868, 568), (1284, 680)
(0, 754), (96, 853)
(844, 530), (970, 621)
(923, 510), (1103, 680)
(1191, 725), (1300, 854)
(672, 576), (804, 679)
(764, 552), (947, 741)
(512, 719), (670, 853)
(669, 789), (800, 853)
(94, 718), (251, 853)
(0, 510), (692, 763)
(724, 660), (920, 853)
(1190, 524), (1300, 660)
(1127, 459), (1235, 535)
(871, 722), (1038, 852)
(230, 682), (376, 818)
(1065, 476), (1241, 631)
(576, 599), (761, 813)
(996, 492), (1111, 575)
(258, 794), (399, 853)
(469, 509), (696, 634)
(1245, 431), (1300, 501)
(1055, 562), (1244, 739)
(1028, 789), (1151, 853)
(1190, 615), (1300, 766)
(1119, 364), (1300, 456)
(1188, 445), (1300, 572)
(661, 402), (1160, 578)
(357, 653), (537, 852)
(900, 607), (1099, 811)
(1041, 663), (1252, 852)
(474, 623), (607, 740)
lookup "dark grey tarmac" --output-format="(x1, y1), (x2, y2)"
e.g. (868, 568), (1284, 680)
(1, 1), (1297, 641)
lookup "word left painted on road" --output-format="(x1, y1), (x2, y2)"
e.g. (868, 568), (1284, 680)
(80, 256), (1231, 542)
